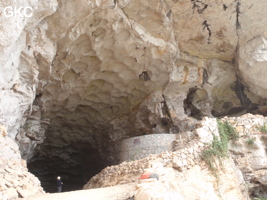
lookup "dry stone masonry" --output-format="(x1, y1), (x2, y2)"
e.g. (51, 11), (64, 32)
(120, 134), (176, 162)
(84, 117), (218, 188)
(84, 117), (249, 200)
(84, 114), (267, 199)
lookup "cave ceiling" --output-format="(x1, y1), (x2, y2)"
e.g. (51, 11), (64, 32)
(16, 0), (250, 163)
(1, 0), (267, 192)
(1, 1), (267, 185)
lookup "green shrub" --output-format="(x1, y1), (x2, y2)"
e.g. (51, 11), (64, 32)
(257, 123), (267, 134)
(246, 137), (256, 146)
(202, 120), (238, 173)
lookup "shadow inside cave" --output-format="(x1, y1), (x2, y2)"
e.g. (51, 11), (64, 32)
(27, 144), (109, 193)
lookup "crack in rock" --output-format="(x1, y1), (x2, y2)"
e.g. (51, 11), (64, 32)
(235, 0), (241, 29)
(202, 20), (212, 44)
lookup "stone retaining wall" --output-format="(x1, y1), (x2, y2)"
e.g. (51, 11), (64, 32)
(84, 117), (219, 189)
(84, 114), (267, 200)
(120, 134), (176, 162)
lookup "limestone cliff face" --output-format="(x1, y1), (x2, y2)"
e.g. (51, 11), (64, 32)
(1, 0), (267, 196)
(0, 0), (58, 158)
(0, 0), (257, 158)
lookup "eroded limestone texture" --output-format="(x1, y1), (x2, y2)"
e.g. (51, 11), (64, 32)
(1, 0), (267, 194)
(0, 127), (44, 199)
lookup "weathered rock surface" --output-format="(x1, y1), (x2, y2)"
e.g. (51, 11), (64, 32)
(238, 36), (267, 99)
(0, 0), (258, 161)
(222, 114), (267, 199)
(84, 117), (249, 200)
(0, 0), (57, 140)
(82, 114), (267, 199)
(1, 0), (267, 197)
(134, 161), (245, 200)
(0, 0), (254, 158)
(0, 127), (44, 199)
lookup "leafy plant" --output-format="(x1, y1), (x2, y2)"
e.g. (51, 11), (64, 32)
(202, 120), (238, 173)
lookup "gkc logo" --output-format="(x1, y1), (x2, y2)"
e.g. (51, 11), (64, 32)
(4, 6), (33, 18)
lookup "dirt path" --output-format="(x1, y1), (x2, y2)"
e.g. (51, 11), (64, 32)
(25, 183), (136, 200)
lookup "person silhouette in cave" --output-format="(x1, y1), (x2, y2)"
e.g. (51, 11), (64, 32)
(56, 176), (63, 192)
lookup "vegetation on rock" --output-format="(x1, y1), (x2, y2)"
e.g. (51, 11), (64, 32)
(245, 137), (256, 146)
(202, 120), (238, 172)
(257, 123), (267, 134)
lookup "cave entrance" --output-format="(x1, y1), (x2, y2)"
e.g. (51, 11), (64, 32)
(27, 142), (109, 193)
(184, 88), (209, 119)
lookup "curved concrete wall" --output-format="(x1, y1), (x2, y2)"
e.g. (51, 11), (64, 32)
(120, 134), (176, 162)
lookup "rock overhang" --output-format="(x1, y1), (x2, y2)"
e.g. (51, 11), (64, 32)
(1, 0), (267, 194)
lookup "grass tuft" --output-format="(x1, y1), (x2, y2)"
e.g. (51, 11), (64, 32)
(257, 123), (267, 134)
(246, 137), (256, 146)
(202, 119), (238, 173)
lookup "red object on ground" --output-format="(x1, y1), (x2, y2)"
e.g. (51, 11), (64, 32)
(139, 173), (151, 179)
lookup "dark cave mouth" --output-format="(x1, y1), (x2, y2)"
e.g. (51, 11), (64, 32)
(25, 83), (267, 193)
(27, 143), (109, 193)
